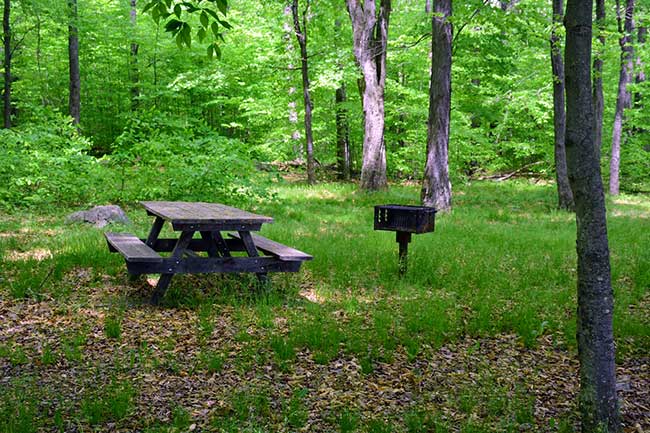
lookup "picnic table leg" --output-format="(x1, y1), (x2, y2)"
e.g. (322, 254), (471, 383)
(238, 231), (268, 285)
(150, 230), (194, 305)
(213, 232), (231, 257)
(129, 216), (166, 283)
(146, 217), (165, 247)
(200, 231), (220, 257)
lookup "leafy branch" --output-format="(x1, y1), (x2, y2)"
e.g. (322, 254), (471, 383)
(142, 0), (231, 58)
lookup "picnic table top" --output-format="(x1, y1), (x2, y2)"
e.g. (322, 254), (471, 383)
(140, 201), (274, 226)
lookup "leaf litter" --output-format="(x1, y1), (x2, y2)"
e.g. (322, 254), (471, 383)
(0, 277), (648, 432)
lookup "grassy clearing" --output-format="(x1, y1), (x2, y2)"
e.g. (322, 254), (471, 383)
(0, 180), (648, 432)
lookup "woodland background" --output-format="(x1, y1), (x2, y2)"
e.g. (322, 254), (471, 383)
(0, 0), (648, 210)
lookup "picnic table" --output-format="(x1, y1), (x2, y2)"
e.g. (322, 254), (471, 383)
(105, 201), (312, 304)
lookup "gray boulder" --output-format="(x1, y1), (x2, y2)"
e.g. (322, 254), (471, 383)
(66, 205), (131, 228)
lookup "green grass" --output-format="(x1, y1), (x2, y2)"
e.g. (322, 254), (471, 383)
(0, 180), (648, 431)
(80, 380), (135, 425)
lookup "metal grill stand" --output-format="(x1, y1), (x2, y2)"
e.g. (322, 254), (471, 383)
(374, 205), (436, 276)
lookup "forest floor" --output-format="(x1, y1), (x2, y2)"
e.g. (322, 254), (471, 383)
(1, 180), (649, 432)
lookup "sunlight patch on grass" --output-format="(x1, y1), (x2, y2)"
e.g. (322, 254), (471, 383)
(298, 287), (326, 304)
(5, 248), (53, 262)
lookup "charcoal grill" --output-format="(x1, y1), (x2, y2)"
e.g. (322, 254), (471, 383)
(374, 204), (436, 275)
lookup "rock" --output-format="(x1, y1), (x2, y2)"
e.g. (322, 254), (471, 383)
(65, 205), (131, 228)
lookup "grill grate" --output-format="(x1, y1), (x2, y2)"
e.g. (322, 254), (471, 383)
(374, 204), (436, 234)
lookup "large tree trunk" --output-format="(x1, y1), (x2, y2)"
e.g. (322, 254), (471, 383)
(421, 0), (452, 211)
(336, 83), (351, 181)
(347, 0), (391, 191)
(609, 0), (635, 196)
(130, 0), (139, 111)
(68, 0), (81, 125)
(2, 0), (10, 129)
(592, 0), (605, 150)
(550, 0), (574, 210)
(291, 0), (315, 185)
(564, 1), (620, 431)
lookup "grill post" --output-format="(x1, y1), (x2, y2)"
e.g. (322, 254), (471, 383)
(396, 231), (412, 276)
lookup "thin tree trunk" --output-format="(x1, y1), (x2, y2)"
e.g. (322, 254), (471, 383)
(292, 0), (315, 185)
(347, 0), (391, 191)
(425, 0), (431, 13)
(564, 1), (620, 431)
(634, 25), (646, 105)
(3, 0), (10, 129)
(550, 0), (574, 210)
(68, 0), (81, 125)
(336, 83), (351, 181)
(130, 0), (140, 111)
(593, 0), (605, 150)
(421, 0), (452, 211)
(609, 0), (635, 196)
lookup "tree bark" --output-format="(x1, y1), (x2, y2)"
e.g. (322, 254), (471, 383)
(634, 25), (646, 105)
(609, 0), (635, 196)
(292, 0), (315, 185)
(336, 83), (351, 181)
(2, 0), (10, 129)
(347, 0), (391, 191)
(130, 0), (140, 111)
(421, 0), (452, 211)
(550, 0), (574, 210)
(592, 0), (605, 151)
(68, 0), (81, 125)
(564, 1), (620, 431)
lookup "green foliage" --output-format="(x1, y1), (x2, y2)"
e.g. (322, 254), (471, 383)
(143, 0), (230, 56)
(0, 111), (101, 209)
(0, 109), (275, 210)
(3, 0), (648, 192)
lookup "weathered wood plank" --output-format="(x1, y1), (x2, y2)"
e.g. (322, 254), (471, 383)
(105, 232), (163, 263)
(170, 222), (263, 232)
(126, 256), (302, 275)
(140, 201), (273, 226)
(229, 233), (313, 261)
(144, 238), (245, 253)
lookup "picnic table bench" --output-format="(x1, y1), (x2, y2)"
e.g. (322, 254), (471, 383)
(105, 201), (312, 304)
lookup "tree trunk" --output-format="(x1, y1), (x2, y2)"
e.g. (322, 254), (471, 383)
(421, 0), (452, 211)
(347, 0), (391, 191)
(292, 0), (315, 185)
(68, 0), (81, 125)
(550, 0), (575, 210)
(336, 83), (351, 181)
(2, 0), (10, 129)
(609, 0), (635, 196)
(564, 1), (620, 431)
(592, 0), (605, 150)
(634, 25), (646, 104)
(425, 0), (431, 13)
(130, 0), (140, 111)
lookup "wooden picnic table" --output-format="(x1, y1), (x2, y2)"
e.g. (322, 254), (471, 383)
(105, 201), (312, 304)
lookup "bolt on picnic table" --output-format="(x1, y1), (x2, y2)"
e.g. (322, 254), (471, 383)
(374, 204), (436, 275)
(105, 201), (312, 304)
